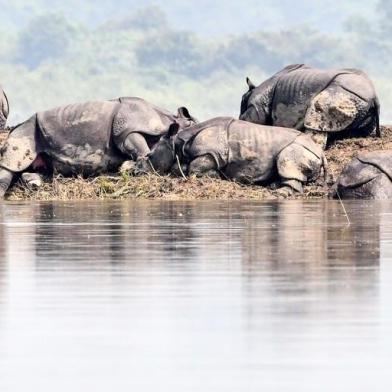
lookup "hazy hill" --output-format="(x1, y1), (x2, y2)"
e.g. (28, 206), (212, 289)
(0, 0), (390, 123)
(0, 0), (378, 34)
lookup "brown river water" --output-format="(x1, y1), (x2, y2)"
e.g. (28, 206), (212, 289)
(0, 200), (391, 391)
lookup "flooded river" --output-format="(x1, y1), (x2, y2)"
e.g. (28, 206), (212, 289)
(0, 200), (391, 391)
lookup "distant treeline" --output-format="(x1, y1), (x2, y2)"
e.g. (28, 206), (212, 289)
(0, 1), (391, 123)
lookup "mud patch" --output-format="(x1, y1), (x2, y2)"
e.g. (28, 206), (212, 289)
(0, 135), (36, 172)
(305, 89), (358, 132)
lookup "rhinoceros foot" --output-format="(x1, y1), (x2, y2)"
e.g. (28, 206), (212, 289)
(21, 172), (43, 190)
(119, 160), (137, 174)
(276, 185), (295, 197)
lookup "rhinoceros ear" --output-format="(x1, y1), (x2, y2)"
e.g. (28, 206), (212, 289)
(1, 91), (9, 118)
(246, 77), (256, 90)
(167, 122), (180, 138)
(177, 107), (192, 119)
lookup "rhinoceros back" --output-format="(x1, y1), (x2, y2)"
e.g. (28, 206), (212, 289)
(38, 101), (118, 149)
(118, 97), (174, 120)
(37, 101), (121, 175)
(179, 117), (233, 168)
(334, 72), (377, 102)
(244, 65), (307, 123)
(114, 97), (173, 139)
(228, 121), (301, 163)
(356, 151), (392, 180)
(224, 120), (301, 184)
(271, 68), (345, 128)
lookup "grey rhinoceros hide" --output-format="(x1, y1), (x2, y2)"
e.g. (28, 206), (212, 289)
(37, 101), (122, 175)
(0, 87), (9, 130)
(334, 150), (392, 199)
(0, 97), (195, 176)
(177, 117), (324, 187)
(241, 64), (379, 137)
(0, 101), (122, 175)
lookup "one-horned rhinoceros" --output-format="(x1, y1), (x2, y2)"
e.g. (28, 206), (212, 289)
(0, 97), (196, 197)
(240, 64), (380, 146)
(135, 117), (327, 194)
(0, 86), (9, 130)
(332, 150), (392, 199)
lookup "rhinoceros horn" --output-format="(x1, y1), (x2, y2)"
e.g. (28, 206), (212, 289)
(246, 77), (256, 90)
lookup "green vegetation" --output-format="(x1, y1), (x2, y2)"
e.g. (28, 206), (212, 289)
(0, 1), (390, 124)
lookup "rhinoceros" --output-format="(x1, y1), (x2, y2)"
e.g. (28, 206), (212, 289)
(135, 117), (327, 194)
(332, 150), (392, 199)
(240, 64), (380, 146)
(0, 97), (196, 197)
(0, 87), (9, 130)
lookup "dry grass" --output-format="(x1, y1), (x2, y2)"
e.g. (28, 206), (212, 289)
(1, 126), (392, 201)
(6, 173), (282, 201)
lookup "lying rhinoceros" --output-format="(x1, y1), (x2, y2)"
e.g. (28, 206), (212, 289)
(136, 117), (327, 194)
(0, 87), (9, 130)
(240, 64), (380, 146)
(332, 150), (392, 199)
(0, 97), (196, 197)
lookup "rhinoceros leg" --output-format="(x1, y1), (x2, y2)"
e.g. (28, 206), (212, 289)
(305, 84), (371, 144)
(21, 172), (43, 190)
(276, 143), (323, 194)
(188, 155), (221, 179)
(0, 168), (14, 198)
(0, 115), (38, 197)
(120, 132), (151, 160)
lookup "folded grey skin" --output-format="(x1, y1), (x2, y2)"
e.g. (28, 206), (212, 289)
(0, 87), (9, 130)
(0, 97), (197, 197)
(332, 150), (392, 199)
(240, 64), (380, 143)
(143, 117), (327, 194)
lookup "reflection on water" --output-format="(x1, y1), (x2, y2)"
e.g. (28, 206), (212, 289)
(0, 200), (391, 391)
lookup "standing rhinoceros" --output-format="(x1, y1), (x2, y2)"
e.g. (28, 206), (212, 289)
(240, 64), (380, 146)
(0, 87), (9, 130)
(0, 97), (196, 197)
(332, 150), (392, 199)
(135, 117), (327, 194)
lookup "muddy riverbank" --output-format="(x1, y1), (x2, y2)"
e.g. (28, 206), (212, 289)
(1, 126), (392, 200)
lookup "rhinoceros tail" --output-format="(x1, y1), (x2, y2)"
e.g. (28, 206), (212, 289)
(374, 97), (381, 138)
(321, 153), (329, 182)
(1, 91), (9, 119)
(2, 121), (24, 134)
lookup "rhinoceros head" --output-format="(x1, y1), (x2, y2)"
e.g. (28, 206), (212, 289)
(239, 77), (269, 124)
(137, 122), (179, 175)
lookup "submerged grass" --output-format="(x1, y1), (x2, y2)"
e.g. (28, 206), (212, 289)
(2, 125), (392, 201)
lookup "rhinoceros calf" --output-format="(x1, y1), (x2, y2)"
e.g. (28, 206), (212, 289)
(0, 97), (196, 197)
(332, 150), (392, 199)
(137, 117), (327, 194)
(0, 87), (9, 130)
(240, 64), (380, 146)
